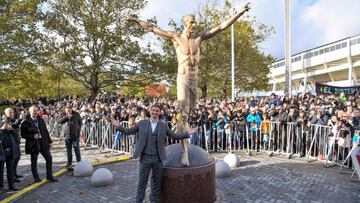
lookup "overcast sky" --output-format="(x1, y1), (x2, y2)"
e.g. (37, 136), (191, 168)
(138, 0), (360, 60)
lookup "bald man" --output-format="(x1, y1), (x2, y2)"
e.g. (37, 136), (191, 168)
(20, 106), (57, 183)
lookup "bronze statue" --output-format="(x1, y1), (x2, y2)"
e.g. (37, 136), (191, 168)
(124, 2), (251, 166)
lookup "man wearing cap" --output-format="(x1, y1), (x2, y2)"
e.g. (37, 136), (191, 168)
(0, 120), (19, 193)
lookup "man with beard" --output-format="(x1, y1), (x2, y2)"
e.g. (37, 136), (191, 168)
(111, 104), (194, 203)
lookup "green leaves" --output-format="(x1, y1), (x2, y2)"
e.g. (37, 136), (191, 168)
(0, 0), (43, 82)
(40, 0), (163, 97)
(0, 0), (274, 99)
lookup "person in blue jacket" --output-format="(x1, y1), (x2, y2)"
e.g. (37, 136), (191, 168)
(215, 111), (228, 150)
(246, 108), (262, 150)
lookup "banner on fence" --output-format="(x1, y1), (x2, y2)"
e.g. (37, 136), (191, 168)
(315, 82), (360, 95)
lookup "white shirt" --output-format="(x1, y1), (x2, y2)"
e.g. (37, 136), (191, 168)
(150, 119), (158, 133)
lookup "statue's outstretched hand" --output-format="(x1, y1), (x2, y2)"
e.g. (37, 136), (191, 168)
(244, 2), (251, 12)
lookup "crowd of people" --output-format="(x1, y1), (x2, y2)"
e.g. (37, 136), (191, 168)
(0, 91), (359, 193)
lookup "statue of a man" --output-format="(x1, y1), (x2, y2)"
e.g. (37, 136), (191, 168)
(124, 2), (250, 166)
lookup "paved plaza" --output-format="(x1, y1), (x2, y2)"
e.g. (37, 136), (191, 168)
(4, 148), (359, 203)
(0, 139), (115, 201)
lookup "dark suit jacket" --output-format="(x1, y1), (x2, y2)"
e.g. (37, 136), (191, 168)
(116, 119), (188, 162)
(0, 129), (20, 161)
(21, 116), (52, 154)
(58, 111), (82, 139)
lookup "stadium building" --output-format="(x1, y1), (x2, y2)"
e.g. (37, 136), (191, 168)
(237, 34), (360, 96)
(269, 34), (360, 95)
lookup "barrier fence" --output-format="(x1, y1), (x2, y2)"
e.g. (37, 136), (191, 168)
(46, 117), (358, 170)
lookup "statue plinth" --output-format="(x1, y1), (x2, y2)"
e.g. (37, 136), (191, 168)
(159, 144), (216, 203)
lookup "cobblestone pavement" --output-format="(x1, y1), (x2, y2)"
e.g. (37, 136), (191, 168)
(0, 138), (123, 200)
(14, 152), (360, 203)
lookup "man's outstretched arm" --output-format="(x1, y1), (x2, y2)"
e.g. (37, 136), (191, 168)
(199, 2), (250, 40)
(124, 15), (175, 40)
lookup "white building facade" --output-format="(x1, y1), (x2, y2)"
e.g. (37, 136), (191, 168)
(269, 34), (360, 95)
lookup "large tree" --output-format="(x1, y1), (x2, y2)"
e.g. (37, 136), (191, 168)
(0, 0), (43, 82)
(40, 0), (168, 97)
(162, 0), (274, 98)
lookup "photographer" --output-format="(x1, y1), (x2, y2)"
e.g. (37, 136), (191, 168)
(338, 113), (353, 167)
(267, 103), (278, 121)
(295, 110), (308, 157)
(286, 105), (299, 154)
(310, 108), (329, 126)
(232, 109), (247, 149)
(215, 110), (228, 150)
(58, 106), (82, 168)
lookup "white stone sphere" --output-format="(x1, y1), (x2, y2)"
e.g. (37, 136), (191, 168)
(215, 160), (231, 178)
(224, 153), (240, 168)
(74, 160), (93, 177)
(91, 168), (113, 187)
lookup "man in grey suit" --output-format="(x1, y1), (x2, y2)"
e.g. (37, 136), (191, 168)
(111, 104), (193, 203)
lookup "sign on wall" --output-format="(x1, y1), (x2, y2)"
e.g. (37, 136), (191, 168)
(315, 82), (360, 95)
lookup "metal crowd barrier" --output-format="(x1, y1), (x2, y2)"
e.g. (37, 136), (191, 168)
(45, 116), (357, 170)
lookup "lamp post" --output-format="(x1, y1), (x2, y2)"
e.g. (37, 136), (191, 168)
(284, 0), (292, 96)
(231, 0), (235, 101)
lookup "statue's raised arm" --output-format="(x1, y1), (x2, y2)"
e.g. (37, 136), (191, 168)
(198, 2), (251, 40)
(123, 15), (175, 40)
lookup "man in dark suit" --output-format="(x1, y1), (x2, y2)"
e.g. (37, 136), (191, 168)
(111, 104), (194, 203)
(0, 120), (19, 193)
(20, 106), (58, 183)
(58, 106), (82, 168)
(4, 108), (24, 181)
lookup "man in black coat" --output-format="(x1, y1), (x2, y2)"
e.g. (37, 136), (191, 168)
(58, 106), (82, 168)
(4, 107), (24, 181)
(20, 106), (57, 183)
(0, 120), (19, 193)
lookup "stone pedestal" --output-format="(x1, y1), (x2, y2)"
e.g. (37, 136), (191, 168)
(159, 144), (216, 203)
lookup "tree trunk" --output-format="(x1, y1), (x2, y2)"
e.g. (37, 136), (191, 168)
(90, 72), (100, 99)
(201, 81), (207, 98)
(90, 87), (99, 100)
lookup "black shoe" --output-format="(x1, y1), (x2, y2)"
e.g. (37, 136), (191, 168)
(15, 174), (23, 178)
(34, 178), (42, 183)
(47, 178), (58, 182)
(9, 186), (18, 191)
(13, 178), (21, 183)
(66, 165), (74, 171)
